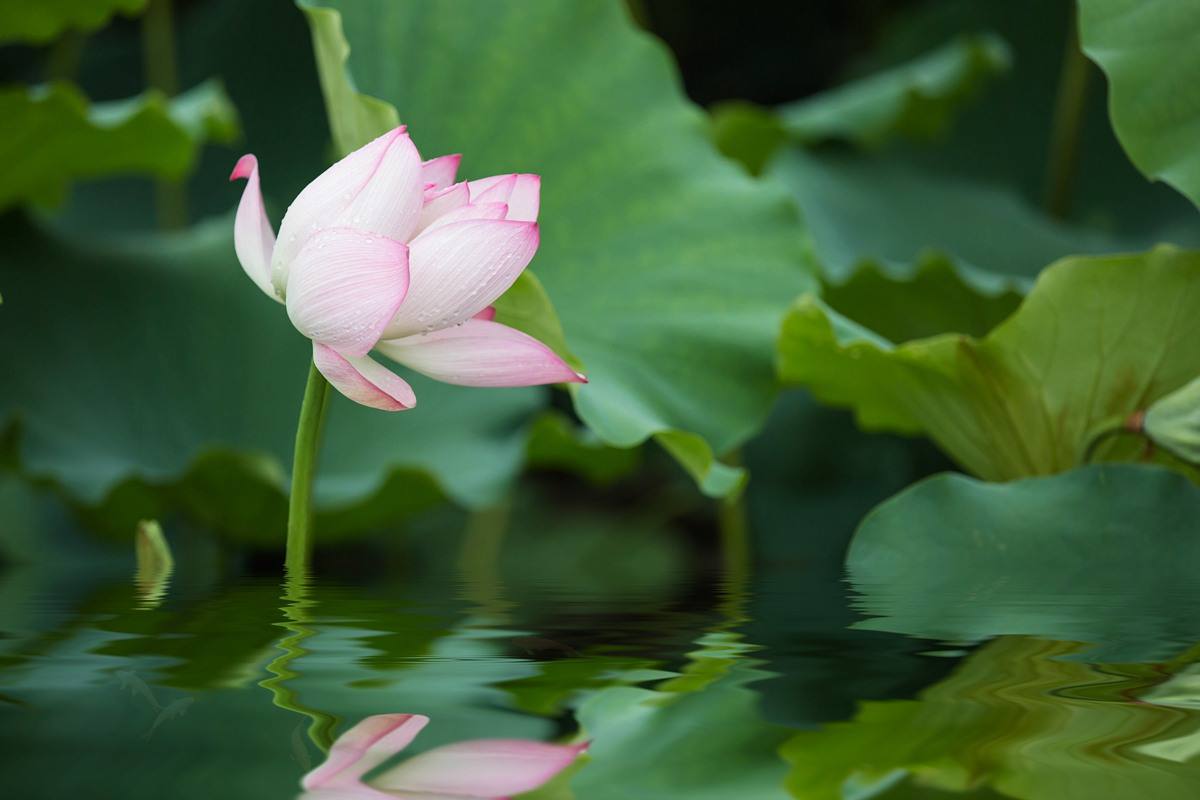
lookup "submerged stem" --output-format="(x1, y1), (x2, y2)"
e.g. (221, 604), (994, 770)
(1043, 10), (1091, 220)
(259, 572), (338, 752)
(286, 360), (331, 574)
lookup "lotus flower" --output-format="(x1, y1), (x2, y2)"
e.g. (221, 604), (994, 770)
(230, 126), (584, 411)
(298, 713), (587, 799)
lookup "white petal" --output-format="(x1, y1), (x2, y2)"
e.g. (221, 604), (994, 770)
(272, 127), (417, 294)
(334, 131), (424, 243)
(312, 343), (416, 411)
(382, 219), (539, 338)
(377, 319), (585, 387)
(229, 154), (280, 301)
(286, 228), (409, 357)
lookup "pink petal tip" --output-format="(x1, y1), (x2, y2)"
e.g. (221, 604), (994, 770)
(230, 154), (257, 181)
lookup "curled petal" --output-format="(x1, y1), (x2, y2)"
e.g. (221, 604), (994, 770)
(312, 343), (416, 411)
(372, 739), (588, 798)
(468, 173), (540, 222)
(272, 126), (412, 293)
(303, 714), (429, 790)
(286, 228), (409, 357)
(229, 154), (280, 301)
(421, 154), (461, 192)
(416, 183), (470, 233)
(383, 219), (539, 339)
(377, 320), (585, 388)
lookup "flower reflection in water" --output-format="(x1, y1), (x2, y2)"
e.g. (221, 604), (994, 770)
(299, 713), (587, 799)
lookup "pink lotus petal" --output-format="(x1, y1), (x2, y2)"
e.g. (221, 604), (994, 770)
(312, 343), (416, 411)
(383, 219), (539, 339)
(229, 154), (280, 301)
(272, 126), (409, 293)
(416, 183), (470, 233)
(421, 202), (509, 233)
(334, 130), (425, 243)
(473, 307), (496, 322)
(286, 228), (410, 357)
(377, 320), (585, 388)
(467, 174), (540, 222)
(303, 714), (429, 790)
(421, 154), (462, 192)
(372, 739), (588, 798)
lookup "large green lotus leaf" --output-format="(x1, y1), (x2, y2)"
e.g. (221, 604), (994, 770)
(820, 253), (1022, 343)
(851, 0), (1199, 239)
(0, 218), (542, 542)
(780, 34), (1011, 148)
(769, 147), (1120, 287)
(778, 247), (1200, 481)
(0, 0), (145, 43)
(1079, 0), (1200, 209)
(783, 636), (1200, 800)
(0, 80), (239, 210)
(299, 0), (814, 495)
(712, 34), (1009, 172)
(846, 465), (1200, 663)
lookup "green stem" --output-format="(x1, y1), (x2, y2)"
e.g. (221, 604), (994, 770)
(142, 0), (187, 229)
(286, 361), (331, 574)
(1043, 10), (1091, 220)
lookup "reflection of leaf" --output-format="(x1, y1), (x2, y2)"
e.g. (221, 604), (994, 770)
(0, 0), (146, 43)
(778, 248), (1200, 480)
(499, 655), (669, 717)
(299, 0), (814, 496)
(779, 34), (1011, 148)
(574, 666), (793, 799)
(847, 464), (1200, 663)
(97, 584), (290, 690)
(133, 520), (173, 609)
(741, 393), (958, 729)
(0, 80), (239, 210)
(783, 637), (1200, 799)
(499, 492), (689, 606)
(1079, 0), (1200, 209)
(0, 218), (542, 540)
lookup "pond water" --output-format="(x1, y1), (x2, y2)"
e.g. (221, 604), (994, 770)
(4, 480), (1200, 800)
